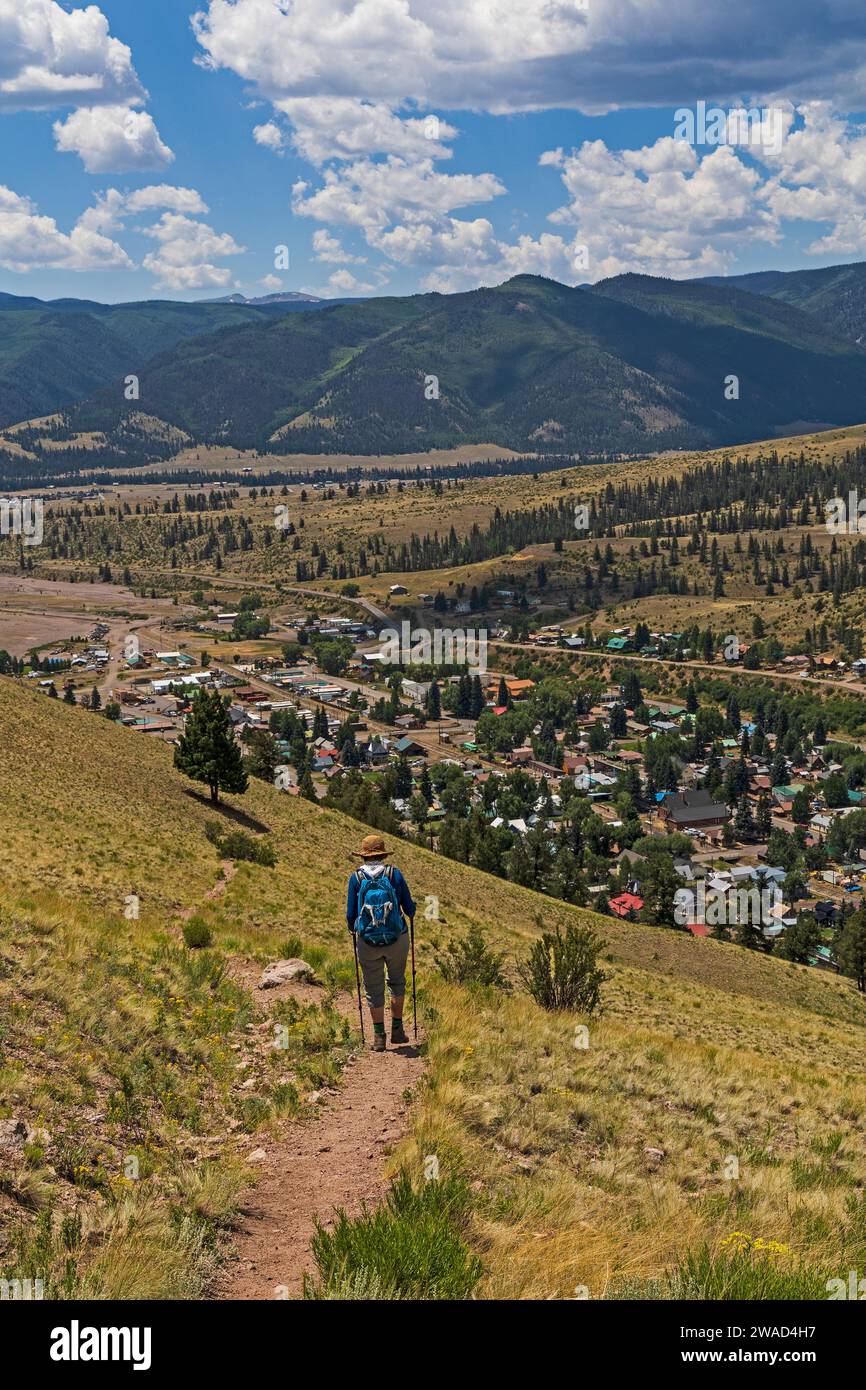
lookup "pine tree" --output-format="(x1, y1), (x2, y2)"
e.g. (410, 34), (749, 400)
(419, 767), (434, 805)
(246, 730), (279, 782)
(298, 768), (317, 801)
(174, 688), (248, 804)
(425, 680), (441, 720)
(394, 755), (413, 800)
(836, 909), (866, 991)
(471, 674), (484, 718)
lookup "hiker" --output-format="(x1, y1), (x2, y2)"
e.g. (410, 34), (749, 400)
(348, 834), (416, 1051)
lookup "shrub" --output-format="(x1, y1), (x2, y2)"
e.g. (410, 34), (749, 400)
(304, 1170), (482, 1300)
(204, 820), (276, 866)
(183, 917), (213, 949)
(518, 922), (607, 1013)
(436, 921), (511, 990)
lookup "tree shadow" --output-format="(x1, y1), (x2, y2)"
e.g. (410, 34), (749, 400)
(183, 788), (271, 835)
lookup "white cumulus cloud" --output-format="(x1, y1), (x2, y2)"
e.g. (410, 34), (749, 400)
(0, 184), (132, 272)
(141, 211), (246, 291)
(542, 137), (779, 280)
(0, 2), (171, 171)
(53, 104), (173, 173)
(312, 228), (366, 263)
(0, 0), (145, 110)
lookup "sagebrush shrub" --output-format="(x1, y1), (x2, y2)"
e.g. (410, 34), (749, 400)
(518, 922), (607, 1013)
(183, 917), (213, 949)
(436, 922), (511, 990)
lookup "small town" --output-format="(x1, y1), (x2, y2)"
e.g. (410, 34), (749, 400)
(14, 598), (866, 979)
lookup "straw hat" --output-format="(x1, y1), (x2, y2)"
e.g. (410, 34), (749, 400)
(353, 833), (391, 861)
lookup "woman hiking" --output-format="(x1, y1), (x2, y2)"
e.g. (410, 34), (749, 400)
(347, 834), (416, 1051)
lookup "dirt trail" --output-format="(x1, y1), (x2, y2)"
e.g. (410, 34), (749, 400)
(214, 966), (423, 1301)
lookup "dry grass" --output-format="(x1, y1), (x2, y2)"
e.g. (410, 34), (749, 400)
(399, 975), (866, 1299)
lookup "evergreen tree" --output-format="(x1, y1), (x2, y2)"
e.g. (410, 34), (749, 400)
(394, 755), (413, 800)
(470, 674), (485, 719)
(174, 688), (249, 804)
(609, 703), (627, 738)
(836, 909), (866, 991)
(298, 768), (318, 801)
(734, 795), (754, 838)
(419, 767), (434, 805)
(622, 668), (642, 708)
(246, 730), (279, 782)
(755, 793), (772, 839)
(774, 913), (820, 964)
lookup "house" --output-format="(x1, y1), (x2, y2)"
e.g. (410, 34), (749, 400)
(498, 677), (536, 701)
(490, 817), (528, 835)
(394, 713), (424, 730)
(658, 788), (730, 831)
(401, 678), (431, 703)
(393, 736), (426, 757)
(608, 891), (644, 918)
(606, 636), (630, 652)
(562, 753), (588, 775)
(617, 848), (646, 871)
(508, 746), (534, 765)
(359, 739), (390, 764)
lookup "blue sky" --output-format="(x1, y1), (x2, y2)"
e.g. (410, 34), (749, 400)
(2, 0), (866, 303)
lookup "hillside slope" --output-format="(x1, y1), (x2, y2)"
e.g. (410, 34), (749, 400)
(2, 678), (866, 1298)
(48, 273), (866, 460)
(0, 293), (330, 431)
(702, 261), (866, 344)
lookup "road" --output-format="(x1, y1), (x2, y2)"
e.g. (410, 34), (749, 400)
(491, 640), (866, 701)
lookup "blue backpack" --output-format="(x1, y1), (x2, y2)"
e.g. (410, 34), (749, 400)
(354, 866), (404, 946)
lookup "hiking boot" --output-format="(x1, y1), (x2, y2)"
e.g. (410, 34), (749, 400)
(390, 1020), (409, 1045)
(371, 1031), (387, 1052)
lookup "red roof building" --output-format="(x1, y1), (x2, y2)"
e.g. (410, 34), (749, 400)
(608, 892), (644, 918)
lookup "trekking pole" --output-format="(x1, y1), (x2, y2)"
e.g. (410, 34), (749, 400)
(410, 914), (417, 1040)
(351, 931), (365, 1044)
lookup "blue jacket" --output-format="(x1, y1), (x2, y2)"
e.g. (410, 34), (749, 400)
(347, 863), (416, 933)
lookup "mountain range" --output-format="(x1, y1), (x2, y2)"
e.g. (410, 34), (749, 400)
(6, 259), (866, 458)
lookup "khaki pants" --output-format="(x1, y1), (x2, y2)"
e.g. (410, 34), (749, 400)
(356, 931), (410, 1009)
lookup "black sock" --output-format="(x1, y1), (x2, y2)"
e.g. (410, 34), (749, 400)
(373, 1021), (385, 1035)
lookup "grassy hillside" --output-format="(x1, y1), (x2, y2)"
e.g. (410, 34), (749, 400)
(2, 677), (866, 1298)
